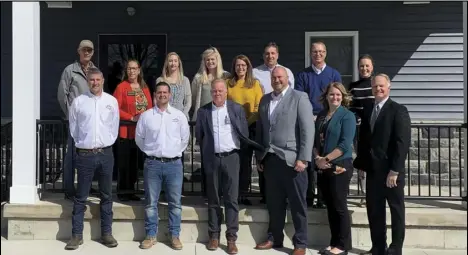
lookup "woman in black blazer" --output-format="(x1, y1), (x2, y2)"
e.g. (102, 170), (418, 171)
(314, 82), (356, 255)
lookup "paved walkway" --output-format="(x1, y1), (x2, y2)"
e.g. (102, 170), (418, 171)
(1, 240), (466, 255)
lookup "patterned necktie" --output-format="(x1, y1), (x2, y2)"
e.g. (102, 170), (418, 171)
(370, 104), (380, 132)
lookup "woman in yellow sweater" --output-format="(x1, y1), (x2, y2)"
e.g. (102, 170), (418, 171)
(227, 55), (264, 205)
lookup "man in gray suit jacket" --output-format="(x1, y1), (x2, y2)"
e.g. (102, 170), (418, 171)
(254, 67), (314, 255)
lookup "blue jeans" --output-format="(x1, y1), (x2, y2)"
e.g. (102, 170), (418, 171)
(63, 130), (76, 196)
(144, 158), (183, 238)
(72, 147), (114, 236)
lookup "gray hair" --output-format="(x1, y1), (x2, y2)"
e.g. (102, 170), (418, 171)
(86, 67), (103, 80)
(210, 78), (227, 89)
(371, 73), (391, 87)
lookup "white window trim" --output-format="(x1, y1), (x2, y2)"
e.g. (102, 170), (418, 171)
(305, 31), (359, 83)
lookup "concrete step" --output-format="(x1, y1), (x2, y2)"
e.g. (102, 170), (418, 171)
(3, 195), (467, 250)
(2, 240), (467, 255)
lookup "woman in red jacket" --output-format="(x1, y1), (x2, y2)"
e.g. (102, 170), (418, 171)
(113, 59), (153, 201)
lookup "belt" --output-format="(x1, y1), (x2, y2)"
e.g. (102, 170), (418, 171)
(214, 149), (239, 157)
(148, 156), (181, 162)
(76, 146), (112, 154)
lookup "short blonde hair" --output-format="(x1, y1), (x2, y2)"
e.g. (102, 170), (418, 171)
(319, 82), (352, 109)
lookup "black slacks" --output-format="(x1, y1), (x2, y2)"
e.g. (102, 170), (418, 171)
(117, 138), (140, 195)
(205, 151), (240, 241)
(239, 123), (256, 196)
(264, 153), (308, 249)
(366, 170), (405, 255)
(318, 159), (353, 251)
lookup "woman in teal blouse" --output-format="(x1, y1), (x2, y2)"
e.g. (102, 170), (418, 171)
(313, 82), (356, 255)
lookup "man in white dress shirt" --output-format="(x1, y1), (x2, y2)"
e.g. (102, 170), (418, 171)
(136, 81), (190, 250)
(195, 79), (265, 254)
(252, 42), (294, 203)
(65, 67), (120, 250)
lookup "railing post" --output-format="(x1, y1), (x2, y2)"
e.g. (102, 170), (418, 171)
(463, 1), (467, 209)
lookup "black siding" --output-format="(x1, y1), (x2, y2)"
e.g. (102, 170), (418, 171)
(0, 1), (464, 119)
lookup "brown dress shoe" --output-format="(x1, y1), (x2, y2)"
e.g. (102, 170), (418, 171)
(206, 238), (219, 250)
(227, 241), (238, 254)
(171, 237), (183, 250)
(292, 248), (307, 255)
(255, 240), (284, 249)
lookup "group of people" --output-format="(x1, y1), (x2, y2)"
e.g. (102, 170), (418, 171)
(57, 39), (411, 255)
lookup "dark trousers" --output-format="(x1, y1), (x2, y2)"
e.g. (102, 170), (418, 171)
(117, 138), (140, 196)
(259, 171), (266, 200)
(63, 130), (76, 197)
(307, 159), (324, 204)
(264, 153), (308, 248)
(319, 159), (353, 251)
(239, 123), (256, 196)
(366, 171), (405, 255)
(205, 151), (240, 240)
(72, 147), (114, 235)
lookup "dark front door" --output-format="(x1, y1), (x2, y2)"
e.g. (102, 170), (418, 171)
(98, 34), (167, 95)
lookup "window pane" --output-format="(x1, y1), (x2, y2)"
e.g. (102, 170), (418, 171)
(309, 37), (353, 79)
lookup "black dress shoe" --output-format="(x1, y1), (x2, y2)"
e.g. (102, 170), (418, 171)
(118, 195), (129, 201)
(128, 194), (141, 201)
(239, 197), (252, 206)
(64, 194), (75, 201)
(318, 247), (331, 254)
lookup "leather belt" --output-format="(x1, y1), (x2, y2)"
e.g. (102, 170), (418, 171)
(76, 146), (111, 154)
(215, 149), (239, 157)
(148, 156), (181, 163)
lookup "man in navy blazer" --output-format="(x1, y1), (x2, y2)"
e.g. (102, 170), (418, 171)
(195, 78), (263, 254)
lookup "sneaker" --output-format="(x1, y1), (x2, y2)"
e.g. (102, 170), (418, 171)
(171, 236), (183, 250)
(64, 235), (83, 250)
(101, 234), (118, 248)
(139, 236), (157, 249)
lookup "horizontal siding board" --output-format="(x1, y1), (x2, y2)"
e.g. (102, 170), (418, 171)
(416, 44), (464, 51)
(392, 74), (464, 82)
(390, 90), (461, 97)
(410, 112), (463, 120)
(394, 98), (464, 105)
(408, 52), (463, 59)
(396, 67), (463, 74)
(390, 82), (464, 89)
(404, 105), (465, 112)
(383, 59), (463, 67)
(422, 36), (464, 44)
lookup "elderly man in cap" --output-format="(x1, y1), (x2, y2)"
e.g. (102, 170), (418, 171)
(57, 39), (97, 200)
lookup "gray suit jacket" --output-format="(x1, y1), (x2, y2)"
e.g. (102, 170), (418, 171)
(255, 87), (315, 167)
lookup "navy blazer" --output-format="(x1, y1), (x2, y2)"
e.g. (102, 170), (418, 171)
(314, 106), (356, 163)
(195, 100), (264, 169)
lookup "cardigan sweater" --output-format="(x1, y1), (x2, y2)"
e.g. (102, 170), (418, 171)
(113, 81), (153, 139)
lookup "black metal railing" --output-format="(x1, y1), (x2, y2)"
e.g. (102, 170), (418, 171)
(1, 121), (12, 202)
(32, 119), (466, 202)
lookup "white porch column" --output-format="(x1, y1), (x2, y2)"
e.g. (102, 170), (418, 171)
(463, 1), (467, 209)
(9, 2), (40, 204)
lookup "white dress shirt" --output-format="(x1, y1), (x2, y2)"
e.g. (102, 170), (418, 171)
(135, 104), (190, 158)
(212, 102), (240, 153)
(69, 91), (120, 149)
(253, 64), (295, 94)
(269, 86), (290, 121)
(311, 63), (327, 75)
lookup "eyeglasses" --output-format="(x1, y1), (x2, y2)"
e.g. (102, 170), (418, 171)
(81, 48), (93, 53)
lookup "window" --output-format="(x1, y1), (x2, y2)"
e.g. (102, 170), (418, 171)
(98, 34), (167, 95)
(304, 31), (359, 88)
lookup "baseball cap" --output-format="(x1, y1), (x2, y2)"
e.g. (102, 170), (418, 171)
(78, 40), (94, 50)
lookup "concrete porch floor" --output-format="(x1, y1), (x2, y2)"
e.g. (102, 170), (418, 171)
(1, 240), (467, 255)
